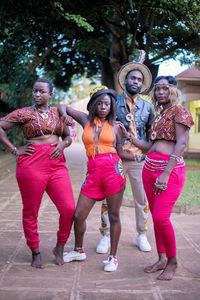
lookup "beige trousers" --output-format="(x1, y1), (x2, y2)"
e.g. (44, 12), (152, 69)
(99, 160), (148, 236)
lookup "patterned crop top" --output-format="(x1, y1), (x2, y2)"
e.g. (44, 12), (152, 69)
(0, 106), (63, 139)
(149, 105), (194, 142)
(82, 118), (116, 158)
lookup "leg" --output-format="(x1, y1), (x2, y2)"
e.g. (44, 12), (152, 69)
(99, 199), (110, 236)
(16, 165), (47, 268)
(74, 192), (96, 249)
(103, 188), (124, 272)
(46, 165), (75, 265)
(63, 192), (96, 263)
(153, 183), (182, 280)
(106, 189), (124, 257)
(142, 166), (167, 273)
(143, 166), (185, 280)
(96, 199), (111, 254)
(124, 160), (151, 251)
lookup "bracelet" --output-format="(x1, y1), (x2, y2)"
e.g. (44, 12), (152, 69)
(163, 169), (171, 175)
(170, 154), (182, 163)
(126, 133), (132, 141)
(11, 146), (17, 156)
(127, 133), (134, 143)
(154, 178), (167, 191)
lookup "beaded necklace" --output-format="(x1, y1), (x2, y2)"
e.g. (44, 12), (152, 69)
(33, 104), (57, 137)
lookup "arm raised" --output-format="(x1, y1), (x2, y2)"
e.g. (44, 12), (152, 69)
(58, 104), (88, 128)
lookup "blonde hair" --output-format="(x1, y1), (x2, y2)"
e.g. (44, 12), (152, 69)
(149, 82), (181, 114)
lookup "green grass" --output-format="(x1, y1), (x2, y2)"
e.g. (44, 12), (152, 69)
(177, 170), (200, 206)
(184, 158), (200, 167)
(124, 158), (200, 206)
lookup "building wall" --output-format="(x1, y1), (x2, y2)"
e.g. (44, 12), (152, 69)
(179, 84), (200, 106)
(186, 85), (200, 102)
(178, 82), (200, 155)
(189, 100), (200, 152)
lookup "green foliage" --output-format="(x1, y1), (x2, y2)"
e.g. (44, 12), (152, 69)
(0, 0), (200, 102)
(65, 74), (101, 103)
(54, 2), (94, 31)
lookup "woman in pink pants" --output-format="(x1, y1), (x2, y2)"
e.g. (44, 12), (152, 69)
(120, 75), (193, 280)
(0, 78), (75, 268)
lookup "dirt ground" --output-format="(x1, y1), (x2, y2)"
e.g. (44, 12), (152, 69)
(0, 143), (200, 300)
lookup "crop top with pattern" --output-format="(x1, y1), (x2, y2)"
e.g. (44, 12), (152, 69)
(82, 118), (116, 158)
(0, 106), (63, 139)
(149, 105), (194, 142)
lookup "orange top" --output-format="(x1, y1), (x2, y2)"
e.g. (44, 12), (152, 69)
(122, 94), (142, 155)
(82, 117), (116, 158)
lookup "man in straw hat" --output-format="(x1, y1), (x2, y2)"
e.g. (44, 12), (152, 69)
(96, 51), (155, 253)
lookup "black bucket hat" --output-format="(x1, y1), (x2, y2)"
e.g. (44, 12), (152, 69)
(87, 85), (117, 111)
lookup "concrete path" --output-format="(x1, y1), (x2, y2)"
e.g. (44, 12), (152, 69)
(0, 143), (200, 300)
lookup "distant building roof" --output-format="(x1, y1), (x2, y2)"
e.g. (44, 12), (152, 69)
(176, 65), (200, 79)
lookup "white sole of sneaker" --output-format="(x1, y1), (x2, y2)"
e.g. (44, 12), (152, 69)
(104, 265), (118, 272)
(136, 242), (151, 252)
(63, 255), (86, 263)
(96, 249), (109, 254)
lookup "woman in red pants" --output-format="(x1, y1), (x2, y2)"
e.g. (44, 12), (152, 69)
(120, 75), (194, 280)
(0, 78), (75, 268)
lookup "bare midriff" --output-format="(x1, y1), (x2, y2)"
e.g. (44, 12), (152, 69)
(27, 134), (59, 145)
(149, 140), (175, 155)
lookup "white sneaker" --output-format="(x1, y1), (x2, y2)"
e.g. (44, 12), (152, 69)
(63, 249), (86, 262)
(103, 255), (118, 272)
(96, 235), (110, 254)
(136, 234), (151, 252)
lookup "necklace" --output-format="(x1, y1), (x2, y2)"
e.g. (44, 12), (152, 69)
(36, 106), (50, 119)
(151, 105), (174, 140)
(33, 105), (57, 137)
(39, 112), (49, 119)
(124, 94), (135, 122)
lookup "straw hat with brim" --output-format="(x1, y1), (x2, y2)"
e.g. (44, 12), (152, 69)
(87, 86), (117, 111)
(118, 62), (152, 94)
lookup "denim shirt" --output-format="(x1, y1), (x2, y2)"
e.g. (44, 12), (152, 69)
(116, 92), (155, 142)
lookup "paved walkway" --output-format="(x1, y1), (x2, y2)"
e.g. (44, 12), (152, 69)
(0, 143), (200, 300)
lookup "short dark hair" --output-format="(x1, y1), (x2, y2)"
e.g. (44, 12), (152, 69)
(126, 69), (144, 82)
(34, 78), (53, 93)
(154, 75), (177, 86)
(88, 94), (116, 125)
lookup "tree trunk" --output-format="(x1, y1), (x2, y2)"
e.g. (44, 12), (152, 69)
(101, 57), (115, 89)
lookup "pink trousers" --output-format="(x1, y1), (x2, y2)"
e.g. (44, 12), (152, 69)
(142, 152), (185, 258)
(16, 144), (75, 250)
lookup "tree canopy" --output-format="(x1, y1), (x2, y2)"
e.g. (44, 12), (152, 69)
(0, 0), (200, 107)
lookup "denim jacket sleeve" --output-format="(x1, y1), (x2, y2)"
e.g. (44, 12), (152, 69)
(116, 93), (155, 142)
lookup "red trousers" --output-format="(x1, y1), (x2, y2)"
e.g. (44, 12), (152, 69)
(142, 152), (185, 258)
(16, 144), (75, 250)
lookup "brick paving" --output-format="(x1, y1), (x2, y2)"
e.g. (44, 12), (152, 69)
(0, 143), (200, 300)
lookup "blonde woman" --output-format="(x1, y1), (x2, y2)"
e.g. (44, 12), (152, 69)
(121, 75), (194, 280)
